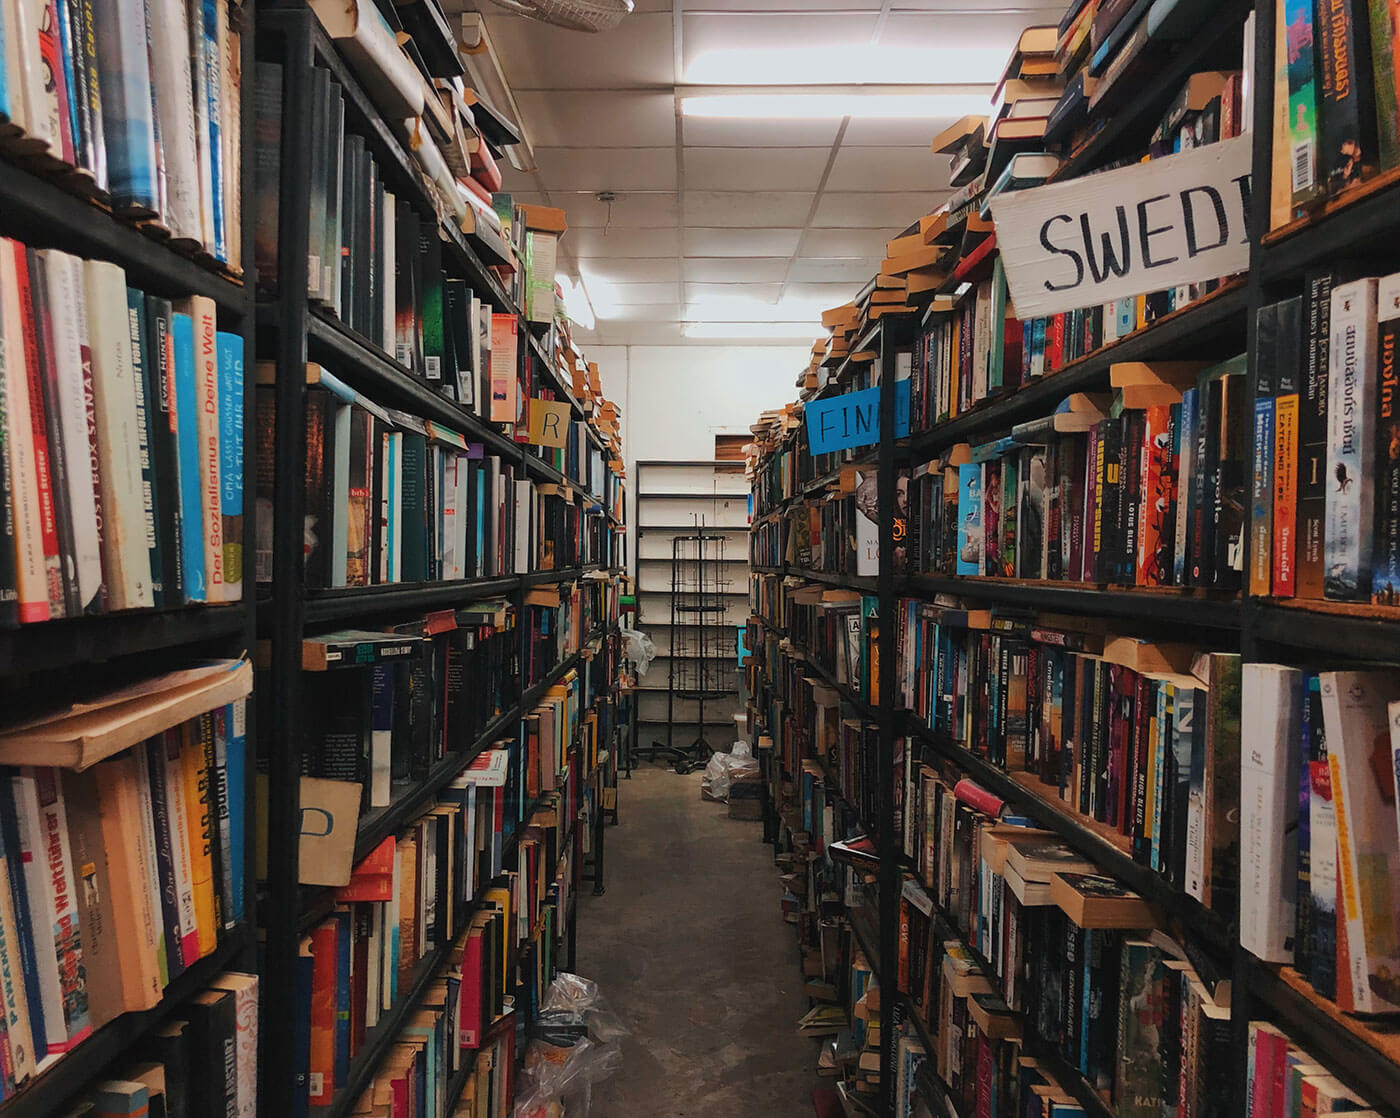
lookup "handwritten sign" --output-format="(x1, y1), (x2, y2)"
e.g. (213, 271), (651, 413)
(527, 399), (571, 448)
(806, 379), (911, 455)
(989, 134), (1252, 320)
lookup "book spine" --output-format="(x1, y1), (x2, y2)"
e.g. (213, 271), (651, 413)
(130, 749), (169, 988)
(1287, 0), (1324, 205)
(1324, 277), (1379, 599)
(0, 814), (35, 1085)
(1371, 273), (1400, 601)
(172, 313), (205, 600)
(199, 0), (225, 258)
(180, 721), (218, 957)
(1251, 302), (1278, 597)
(1315, 0), (1376, 196)
(30, 768), (89, 1046)
(188, 298), (225, 600)
(91, 0), (158, 210)
(143, 740), (185, 982)
(226, 701), (245, 925)
(1274, 297), (1303, 598)
(216, 331), (243, 600)
(144, 296), (183, 604)
(6, 775), (62, 1054)
(125, 285), (165, 606)
(212, 707), (234, 931)
(163, 730), (200, 967)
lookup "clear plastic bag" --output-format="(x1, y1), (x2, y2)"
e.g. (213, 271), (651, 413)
(515, 974), (628, 1117)
(701, 743), (760, 802)
(619, 627), (656, 678)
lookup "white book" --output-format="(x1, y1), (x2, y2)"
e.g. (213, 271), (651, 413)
(364, 902), (381, 1029)
(84, 259), (154, 609)
(307, 0), (424, 122)
(222, 20), (242, 270)
(513, 478), (532, 572)
(10, 772), (71, 1048)
(176, 295), (224, 601)
(1240, 663), (1303, 963)
(39, 253), (104, 613)
(17, 0), (55, 152)
(0, 241), (50, 621)
(1321, 670), (1400, 1013)
(162, 730), (199, 969)
(1324, 278), (1380, 600)
(187, 0), (215, 251)
(441, 455), (458, 580)
(380, 190), (396, 349)
(0, 0), (37, 140)
(146, 0), (201, 242)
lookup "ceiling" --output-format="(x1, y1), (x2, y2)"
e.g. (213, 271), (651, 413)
(448, 1), (1063, 345)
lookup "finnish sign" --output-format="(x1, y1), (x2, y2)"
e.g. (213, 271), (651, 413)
(805, 378), (911, 456)
(989, 134), (1252, 320)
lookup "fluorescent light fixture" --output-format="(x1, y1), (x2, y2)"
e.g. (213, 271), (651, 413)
(556, 275), (596, 331)
(578, 272), (625, 320)
(686, 294), (834, 322)
(685, 322), (817, 340)
(682, 92), (991, 120)
(686, 46), (1007, 87)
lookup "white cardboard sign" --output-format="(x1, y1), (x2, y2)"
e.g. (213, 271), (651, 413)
(989, 134), (1253, 320)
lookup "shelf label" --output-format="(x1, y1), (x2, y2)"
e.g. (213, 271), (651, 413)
(990, 134), (1252, 319)
(805, 379), (911, 455)
(527, 398), (571, 448)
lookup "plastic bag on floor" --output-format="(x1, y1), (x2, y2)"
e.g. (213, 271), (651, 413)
(515, 974), (628, 1118)
(701, 742), (759, 803)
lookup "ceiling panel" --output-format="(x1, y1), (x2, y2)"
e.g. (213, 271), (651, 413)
(598, 304), (687, 323)
(684, 147), (830, 191)
(514, 91), (677, 148)
(682, 115), (842, 147)
(824, 145), (946, 192)
(683, 227), (803, 256)
(684, 191), (815, 227)
(787, 256), (883, 282)
(545, 192), (681, 228)
(577, 258), (683, 283)
(684, 257), (793, 282)
(810, 191), (941, 228)
(482, 12), (676, 89)
(875, 10), (1054, 57)
(800, 228), (902, 256)
(571, 227), (681, 257)
(685, 281), (784, 302)
(533, 147), (677, 192)
(607, 282), (683, 304)
(682, 13), (881, 76)
(842, 115), (962, 148)
(682, 0), (883, 8)
(781, 281), (864, 305)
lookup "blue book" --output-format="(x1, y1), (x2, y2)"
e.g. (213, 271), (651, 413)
(1173, 387), (1198, 586)
(91, 0), (159, 210)
(1251, 389), (1275, 596)
(225, 700), (246, 923)
(331, 907), (351, 1088)
(216, 332), (244, 598)
(0, 0), (10, 125)
(200, 0), (226, 259)
(172, 314), (206, 599)
(0, 780), (47, 1063)
(956, 463), (982, 576)
(54, 0), (81, 155)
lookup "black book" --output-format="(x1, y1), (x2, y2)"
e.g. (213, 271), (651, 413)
(1061, 916), (1083, 1064)
(1211, 371), (1247, 589)
(419, 226), (446, 393)
(1315, 0), (1376, 194)
(1119, 410), (1142, 584)
(303, 387), (335, 588)
(144, 738), (186, 981)
(212, 707), (235, 931)
(305, 68), (331, 303)
(1374, 284), (1400, 603)
(29, 251), (80, 616)
(1084, 929), (1121, 1092)
(354, 146), (374, 335)
(305, 672), (371, 800)
(399, 425), (429, 583)
(395, 201), (421, 372)
(323, 85), (344, 312)
(144, 1019), (192, 1118)
(463, 456), (479, 578)
(346, 404), (374, 588)
(145, 295), (184, 603)
(185, 988), (237, 1118)
(253, 62), (283, 296)
(1188, 378), (1216, 585)
(444, 280), (474, 407)
(340, 132), (363, 331)
(368, 158), (384, 348)
(1094, 418), (1122, 583)
(124, 283), (165, 606)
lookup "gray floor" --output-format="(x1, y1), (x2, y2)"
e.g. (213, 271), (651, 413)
(576, 767), (819, 1117)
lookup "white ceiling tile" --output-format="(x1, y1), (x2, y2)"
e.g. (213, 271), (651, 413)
(683, 227), (802, 256)
(787, 257), (882, 282)
(810, 191), (943, 229)
(550, 192), (680, 229)
(480, 12), (675, 89)
(607, 282), (682, 304)
(534, 147), (677, 192)
(685, 257), (791, 282)
(683, 0), (882, 8)
(514, 91), (677, 148)
(682, 12), (880, 77)
(875, 11), (1055, 57)
(682, 115), (841, 147)
(571, 227), (681, 257)
(599, 304), (685, 323)
(685, 147), (829, 191)
(604, 322), (690, 344)
(685, 281), (783, 302)
(781, 281), (863, 305)
(841, 115), (964, 148)
(684, 191), (814, 227)
(499, 162), (544, 193)
(799, 228), (901, 256)
(824, 145), (946, 192)
(578, 258), (683, 282)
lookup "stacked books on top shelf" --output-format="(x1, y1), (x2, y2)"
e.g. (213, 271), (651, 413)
(1251, 272), (1400, 606)
(0, 0), (244, 267)
(1, 241), (245, 626)
(1270, 0), (1400, 229)
(905, 354), (1250, 591)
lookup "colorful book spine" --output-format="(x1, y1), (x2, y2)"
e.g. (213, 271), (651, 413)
(1314, 0), (1375, 195)
(1369, 0), (1400, 169)
(216, 331), (244, 600)
(1273, 297), (1304, 597)
(1371, 273), (1400, 602)
(1251, 301), (1278, 597)
(1298, 270), (1334, 597)
(1286, 0), (1323, 205)
(91, 0), (158, 211)
(172, 313), (206, 600)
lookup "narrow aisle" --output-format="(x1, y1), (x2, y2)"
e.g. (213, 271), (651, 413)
(577, 768), (818, 1118)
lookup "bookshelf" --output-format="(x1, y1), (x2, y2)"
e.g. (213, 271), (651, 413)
(745, 2), (1400, 1112)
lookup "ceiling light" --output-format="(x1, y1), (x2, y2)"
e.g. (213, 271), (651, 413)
(686, 46), (1007, 87)
(684, 322), (817, 340)
(686, 295), (834, 322)
(681, 92), (992, 120)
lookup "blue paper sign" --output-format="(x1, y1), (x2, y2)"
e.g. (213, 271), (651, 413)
(805, 379), (911, 455)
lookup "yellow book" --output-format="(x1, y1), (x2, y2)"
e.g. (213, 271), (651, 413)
(180, 719), (219, 956)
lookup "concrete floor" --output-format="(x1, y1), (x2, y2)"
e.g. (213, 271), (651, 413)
(576, 767), (819, 1117)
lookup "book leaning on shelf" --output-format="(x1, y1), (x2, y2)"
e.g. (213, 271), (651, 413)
(0, 238), (245, 627)
(0, 0), (243, 265)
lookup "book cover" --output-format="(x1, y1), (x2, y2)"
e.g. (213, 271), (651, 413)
(1324, 277), (1379, 599)
(211, 707), (234, 931)
(1315, 0), (1377, 193)
(142, 296), (184, 606)
(179, 719), (218, 957)
(186, 988), (236, 1117)
(1299, 270), (1335, 597)
(176, 296), (224, 602)
(124, 285), (165, 607)
(92, 757), (162, 1011)
(956, 463), (982, 576)
(1372, 274), (1400, 601)
(140, 740), (185, 984)
(1286, 0), (1323, 205)
(90, 0), (158, 211)
(306, 920), (336, 1105)
(489, 314), (518, 426)
(1321, 670), (1400, 1012)
(172, 313), (206, 600)
(1251, 301), (1278, 597)
(1273, 296), (1304, 596)
(1173, 386), (1198, 587)
(216, 331), (244, 600)
(146, 0), (200, 242)
(161, 731), (199, 967)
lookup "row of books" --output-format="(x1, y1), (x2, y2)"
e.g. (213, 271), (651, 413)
(750, 474), (882, 578)
(68, 972), (257, 1118)
(1272, 0), (1400, 228)
(1240, 664), (1400, 1017)
(0, 700), (246, 1097)
(1244, 1019), (1385, 1116)
(0, 242), (244, 627)
(1253, 271), (1400, 603)
(0, 0), (242, 264)
(895, 597), (1241, 913)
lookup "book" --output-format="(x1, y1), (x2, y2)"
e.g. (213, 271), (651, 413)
(1315, 0), (1376, 193)
(1372, 273), (1400, 602)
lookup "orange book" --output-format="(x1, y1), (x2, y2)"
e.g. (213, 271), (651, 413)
(397, 835), (418, 991)
(336, 837), (396, 903)
(1137, 406), (1173, 586)
(94, 758), (163, 1011)
(307, 920), (338, 1105)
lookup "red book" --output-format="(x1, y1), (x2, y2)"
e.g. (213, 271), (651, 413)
(470, 140), (503, 194)
(953, 233), (998, 283)
(1137, 405), (1173, 585)
(953, 777), (1005, 817)
(308, 920), (339, 1106)
(458, 922), (484, 1048)
(1047, 313), (1065, 371)
(350, 905), (370, 1056)
(459, 173), (492, 207)
(336, 836), (396, 902)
